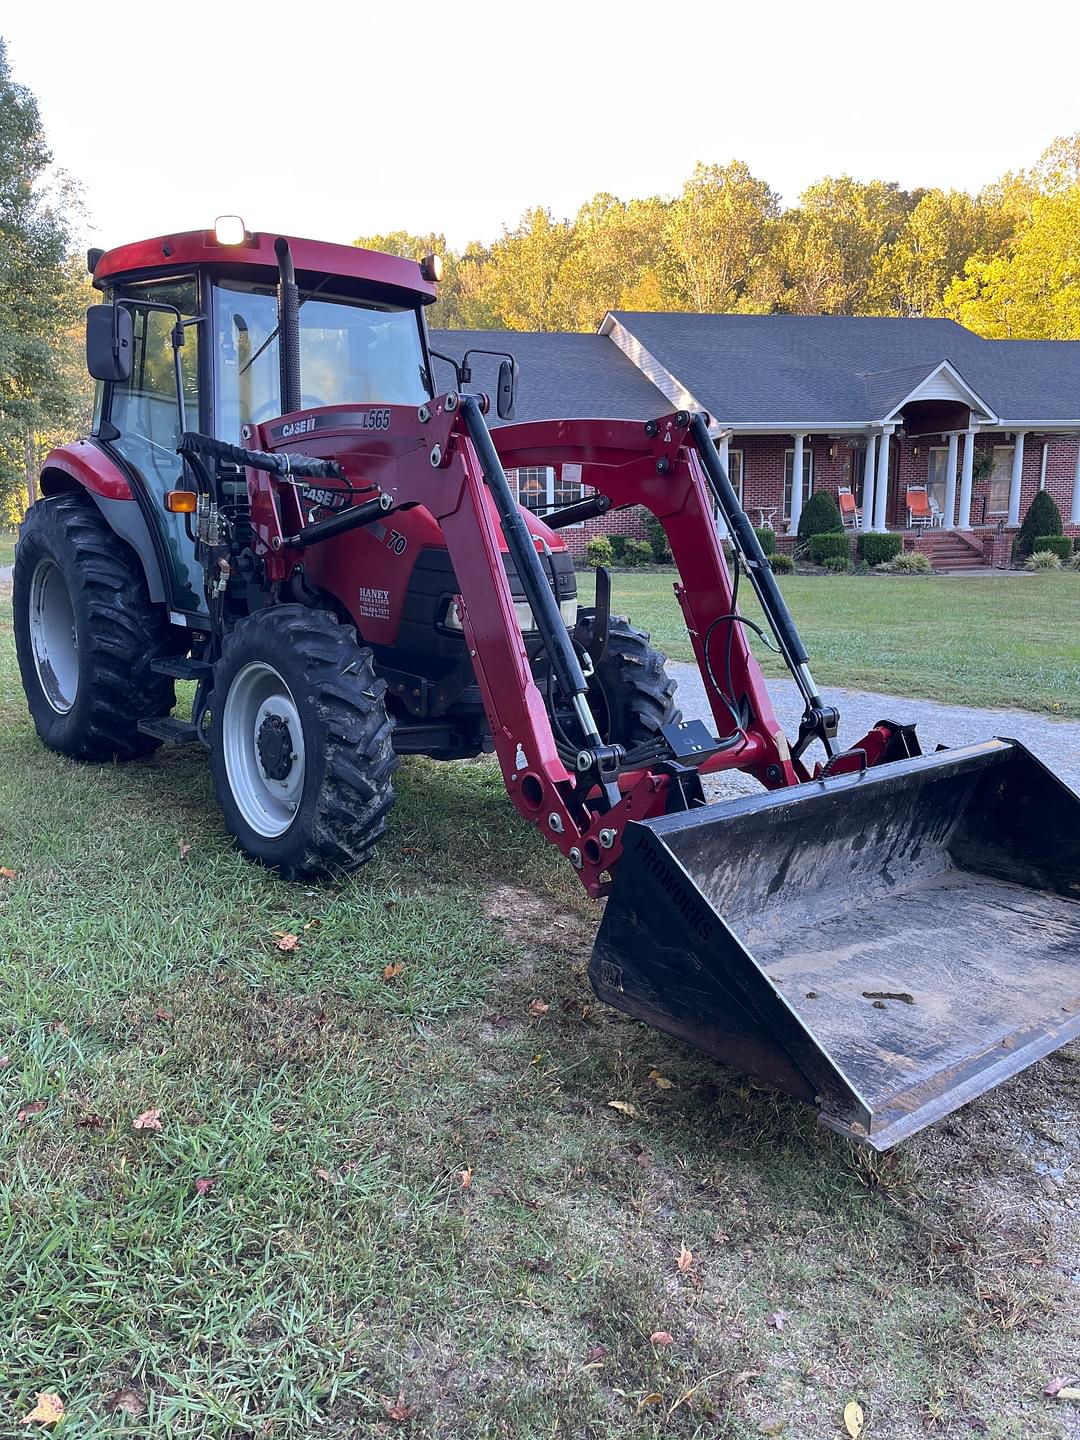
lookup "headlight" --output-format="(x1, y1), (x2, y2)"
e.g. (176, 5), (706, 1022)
(443, 596), (578, 633)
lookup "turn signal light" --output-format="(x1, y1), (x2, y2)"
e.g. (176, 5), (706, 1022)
(165, 490), (198, 513)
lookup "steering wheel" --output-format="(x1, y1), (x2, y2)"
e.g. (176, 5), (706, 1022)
(249, 395), (329, 425)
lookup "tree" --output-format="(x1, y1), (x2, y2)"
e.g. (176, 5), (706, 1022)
(1015, 489), (1064, 556)
(663, 161), (779, 313)
(0, 41), (86, 509)
(870, 189), (992, 316)
(797, 488), (844, 539)
(774, 177), (917, 314)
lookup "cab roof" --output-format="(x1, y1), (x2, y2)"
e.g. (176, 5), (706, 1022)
(91, 229), (438, 305)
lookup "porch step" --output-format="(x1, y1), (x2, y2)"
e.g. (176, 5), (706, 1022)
(929, 532), (985, 571)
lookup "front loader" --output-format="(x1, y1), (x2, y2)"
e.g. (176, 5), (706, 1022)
(12, 224), (1080, 1150)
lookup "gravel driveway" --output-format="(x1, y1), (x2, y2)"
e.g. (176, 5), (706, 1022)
(670, 662), (1080, 797)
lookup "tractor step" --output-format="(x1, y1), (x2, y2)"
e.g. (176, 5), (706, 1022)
(152, 656), (214, 681)
(138, 716), (201, 745)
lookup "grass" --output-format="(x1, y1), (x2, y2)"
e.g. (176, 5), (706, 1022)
(591, 568), (1080, 717)
(1, 588), (1078, 1438)
(0, 533), (16, 569)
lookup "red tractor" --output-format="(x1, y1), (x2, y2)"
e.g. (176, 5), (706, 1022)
(13, 223), (1080, 1150)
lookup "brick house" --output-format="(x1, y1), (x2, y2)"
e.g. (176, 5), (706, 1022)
(431, 316), (1080, 568)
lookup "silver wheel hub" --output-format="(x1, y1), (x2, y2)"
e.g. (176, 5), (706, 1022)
(28, 558), (79, 714)
(222, 662), (306, 838)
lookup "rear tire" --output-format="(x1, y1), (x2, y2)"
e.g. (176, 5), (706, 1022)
(209, 606), (396, 880)
(575, 610), (680, 752)
(12, 493), (179, 760)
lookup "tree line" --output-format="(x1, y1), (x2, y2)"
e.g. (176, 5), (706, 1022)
(356, 139), (1080, 340)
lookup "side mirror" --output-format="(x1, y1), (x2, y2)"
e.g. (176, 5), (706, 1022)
(496, 358), (517, 421)
(86, 304), (133, 383)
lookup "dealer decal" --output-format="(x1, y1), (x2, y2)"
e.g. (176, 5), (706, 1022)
(358, 586), (391, 621)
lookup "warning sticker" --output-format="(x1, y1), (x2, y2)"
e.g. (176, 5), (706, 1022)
(358, 586), (391, 620)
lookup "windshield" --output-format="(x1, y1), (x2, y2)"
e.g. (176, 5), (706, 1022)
(213, 280), (430, 441)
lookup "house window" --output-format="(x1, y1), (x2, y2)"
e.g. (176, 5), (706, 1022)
(927, 447), (950, 510)
(989, 446), (1014, 514)
(507, 464), (585, 520)
(783, 448), (814, 520)
(726, 449), (744, 505)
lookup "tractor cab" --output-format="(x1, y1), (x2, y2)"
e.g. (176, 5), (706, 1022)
(85, 223), (443, 617)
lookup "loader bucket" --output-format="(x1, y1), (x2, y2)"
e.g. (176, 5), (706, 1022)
(590, 740), (1080, 1149)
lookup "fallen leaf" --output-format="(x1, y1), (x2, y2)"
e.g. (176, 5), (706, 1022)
(525, 1256), (552, 1274)
(1045, 1378), (1070, 1397)
(16, 1100), (47, 1123)
(1055, 1388), (1080, 1402)
(178, 841), (191, 860)
(650, 1330), (674, 1345)
(528, 999), (550, 1017)
(108, 1388), (145, 1418)
(648, 1068), (675, 1090)
(584, 1344), (608, 1365)
(132, 1107), (162, 1132)
(193, 1176), (216, 1196)
(459, 1167), (473, 1190)
(274, 932), (299, 952)
(676, 1242), (693, 1274)
(315, 1167), (332, 1183)
(21, 1393), (64, 1427)
(385, 1391), (416, 1422)
(76, 1111), (104, 1129)
(48, 1021), (69, 1037)
(383, 963), (405, 980)
(0, 867), (16, 880)
(768, 1309), (790, 1331)
(638, 1392), (663, 1410)
(303, 918), (320, 931)
(151, 1008), (173, 1023)
(0, 1055), (10, 1069)
(844, 1401), (865, 1439)
(608, 1100), (639, 1118)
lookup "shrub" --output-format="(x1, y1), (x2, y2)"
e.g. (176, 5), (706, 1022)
(1016, 490), (1063, 557)
(1025, 549), (1063, 571)
(1073, 536), (1080, 553)
(608, 535), (629, 560)
(809, 532), (851, 565)
(644, 514), (672, 563)
(822, 554), (851, 573)
(585, 535), (614, 568)
(622, 538), (654, 567)
(797, 489), (844, 540)
(882, 551), (932, 574)
(753, 525), (776, 556)
(1072, 552), (1080, 571)
(1032, 535), (1073, 562)
(768, 552), (794, 574)
(858, 532), (903, 567)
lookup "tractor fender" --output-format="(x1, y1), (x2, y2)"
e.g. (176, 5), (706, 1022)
(39, 442), (168, 605)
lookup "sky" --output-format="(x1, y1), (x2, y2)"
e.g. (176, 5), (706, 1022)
(6, 0), (1080, 253)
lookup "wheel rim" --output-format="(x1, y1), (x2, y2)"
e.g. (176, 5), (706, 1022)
(29, 558), (79, 714)
(222, 661), (307, 838)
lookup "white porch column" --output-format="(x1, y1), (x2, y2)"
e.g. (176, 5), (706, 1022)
(715, 433), (731, 537)
(1007, 431), (1027, 528)
(789, 432), (805, 534)
(872, 424), (893, 531)
(862, 432), (878, 531)
(1071, 438), (1080, 525)
(943, 432), (959, 529)
(957, 428), (976, 530)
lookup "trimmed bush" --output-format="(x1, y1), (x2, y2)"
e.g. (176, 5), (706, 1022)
(882, 551), (932, 574)
(858, 532), (903, 567)
(822, 554), (851, 573)
(585, 535), (614, 569)
(644, 514), (672, 563)
(1033, 535), (1073, 563)
(768, 552), (794, 574)
(622, 538), (654, 567)
(753, 525), (776, 556)
(1025, 549), (1063, 571)
(608, 535), (629, 560)
(796, 489), (844, 540)
(1016, 490), (1063, 557)
(809, 532), (851, 565)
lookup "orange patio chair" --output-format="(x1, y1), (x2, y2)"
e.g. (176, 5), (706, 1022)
(838, 487), (860, 530)
(906, 486), (932, 531)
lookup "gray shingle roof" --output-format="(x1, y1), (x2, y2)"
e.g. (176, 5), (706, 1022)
(604, 312), (1080, 426)
(428, 329), (672, 427)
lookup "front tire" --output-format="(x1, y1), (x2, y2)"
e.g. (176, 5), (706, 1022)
(575, 610), (681, 754)
(13, 493), (179, 760)
(209, 606), (396, 880)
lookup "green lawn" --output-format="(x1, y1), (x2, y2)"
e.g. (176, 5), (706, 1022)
(592, 569), (1080, 717)
(0, 533), (16, 568)
(1, 593), (1077, 1438)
